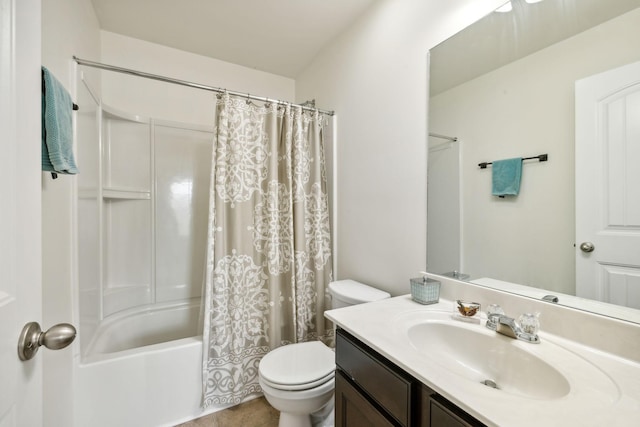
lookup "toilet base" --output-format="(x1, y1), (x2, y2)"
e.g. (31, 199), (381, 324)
(259, 375), (335, 427)
(278, 411), (312, 427)
(276, 399), (334, 427)
(310, 399), (334, 427)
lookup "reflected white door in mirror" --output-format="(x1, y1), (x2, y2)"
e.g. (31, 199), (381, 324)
(576, 61), (640, 311)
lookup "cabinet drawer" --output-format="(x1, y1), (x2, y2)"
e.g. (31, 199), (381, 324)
(336, 329), (412, 426)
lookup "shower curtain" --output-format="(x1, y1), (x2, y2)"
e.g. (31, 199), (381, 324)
(202, 93), (333, 407)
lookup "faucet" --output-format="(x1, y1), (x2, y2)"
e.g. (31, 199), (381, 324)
(486, 313), (540, 344)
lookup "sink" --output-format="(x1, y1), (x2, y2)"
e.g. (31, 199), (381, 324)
(406, 319), (570, 400)
(394, 309), (619, 405)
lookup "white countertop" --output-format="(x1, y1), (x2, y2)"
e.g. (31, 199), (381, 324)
(326, 295), (640, 427)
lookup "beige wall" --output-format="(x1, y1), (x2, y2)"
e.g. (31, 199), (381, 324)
(429, 8), (640, 294)
(100, 31), (295, 126)
(295, 0), (506, 295)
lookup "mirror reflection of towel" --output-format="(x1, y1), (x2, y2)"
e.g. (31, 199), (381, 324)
(491, 157), (522, 197)
(42, 66), (78, 175)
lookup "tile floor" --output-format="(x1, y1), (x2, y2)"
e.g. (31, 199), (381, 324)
(175, 397), (279, 427)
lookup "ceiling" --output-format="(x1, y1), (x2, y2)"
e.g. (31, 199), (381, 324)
(91, 0), (378, 78)
(430, 0), (640, 95)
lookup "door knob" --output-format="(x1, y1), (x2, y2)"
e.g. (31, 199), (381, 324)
(17, 322), (76, 361)
(579, 242), (595, 253)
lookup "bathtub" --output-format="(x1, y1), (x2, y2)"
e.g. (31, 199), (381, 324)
(84, 299), (201, 355)
(73, 300), (225, 427)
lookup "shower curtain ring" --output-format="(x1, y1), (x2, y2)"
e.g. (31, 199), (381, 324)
(246, 93), (251, 104)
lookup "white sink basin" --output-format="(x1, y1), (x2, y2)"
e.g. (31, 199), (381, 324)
(395, 310), (620, 403)
(407, 320), (569, 399)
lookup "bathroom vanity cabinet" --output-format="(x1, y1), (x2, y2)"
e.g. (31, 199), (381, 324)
(335, 328), (485, 427)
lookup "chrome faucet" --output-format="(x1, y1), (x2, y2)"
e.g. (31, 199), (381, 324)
(486, 313), (540, 344)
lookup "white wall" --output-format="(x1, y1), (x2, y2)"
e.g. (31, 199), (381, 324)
(295, 0), (506, 295)
(100, 31), (295, 126)
(41, 0), (102, 425)
(429, 8), (640, 294)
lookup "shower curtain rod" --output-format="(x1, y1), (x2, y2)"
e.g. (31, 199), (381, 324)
(428, 132), (458, 142)
(73, 56), (335, 116)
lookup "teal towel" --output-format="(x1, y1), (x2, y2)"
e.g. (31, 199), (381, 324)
(42, 66), (78, 174)
(492, 157), (522, 197)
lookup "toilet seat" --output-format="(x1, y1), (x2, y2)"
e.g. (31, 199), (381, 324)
(259, 341), (335, 391)
(260, 370), (334, 391)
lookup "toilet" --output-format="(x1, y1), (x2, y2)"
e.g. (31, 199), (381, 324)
(259, 280), (391, 427)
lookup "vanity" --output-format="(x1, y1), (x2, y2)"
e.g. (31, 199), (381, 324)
(325, 277), (640, 426)
(335, 327), (484, 426)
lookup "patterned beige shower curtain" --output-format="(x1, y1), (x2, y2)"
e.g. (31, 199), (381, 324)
(202, 93), (334, 407)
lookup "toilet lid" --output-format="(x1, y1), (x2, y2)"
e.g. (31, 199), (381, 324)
(259, 341), (335, 390)
(329, 280), (391, 305)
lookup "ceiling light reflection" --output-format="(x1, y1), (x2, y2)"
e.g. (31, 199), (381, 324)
(496, 2), (513, 13)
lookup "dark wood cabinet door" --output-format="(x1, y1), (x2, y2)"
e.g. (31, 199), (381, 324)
(336, 330), (412, 426)
(430, 401), (471, 427)
(428, 393), (486, 427)
(335, 370), (396, 427)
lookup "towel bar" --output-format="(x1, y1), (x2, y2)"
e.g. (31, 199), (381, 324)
(478, 154), (548, 169)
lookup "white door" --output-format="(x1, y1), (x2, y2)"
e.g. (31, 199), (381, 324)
(0, 0), (43, 425)
(576, 61), (640, 309)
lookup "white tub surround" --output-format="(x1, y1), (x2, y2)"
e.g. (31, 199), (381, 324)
(73, 86), (215, 425)
(326, 281), (640, 426)
(82, 299), (200, 358)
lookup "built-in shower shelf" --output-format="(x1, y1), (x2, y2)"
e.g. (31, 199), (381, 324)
(103, 188), (151, 200)
(78, 188), (98, 199)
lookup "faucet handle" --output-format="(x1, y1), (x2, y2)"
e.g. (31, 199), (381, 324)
(518, 312), (540, 335)
(487, 303), (504, 316)
(485, 304), (505, 330)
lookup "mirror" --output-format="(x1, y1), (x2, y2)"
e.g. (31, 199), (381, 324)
(427, 0), (640, 323)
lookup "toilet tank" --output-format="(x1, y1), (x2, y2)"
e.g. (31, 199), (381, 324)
(328, 280), (391, 309)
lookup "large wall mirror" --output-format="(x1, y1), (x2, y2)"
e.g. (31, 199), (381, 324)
(427, 0), (640, 323)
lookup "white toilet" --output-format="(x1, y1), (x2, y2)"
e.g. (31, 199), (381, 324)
(258, 280), (390, 427)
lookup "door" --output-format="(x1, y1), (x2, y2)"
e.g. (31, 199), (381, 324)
(576, 61), (640, 309)
(0, 0), (43, 425)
